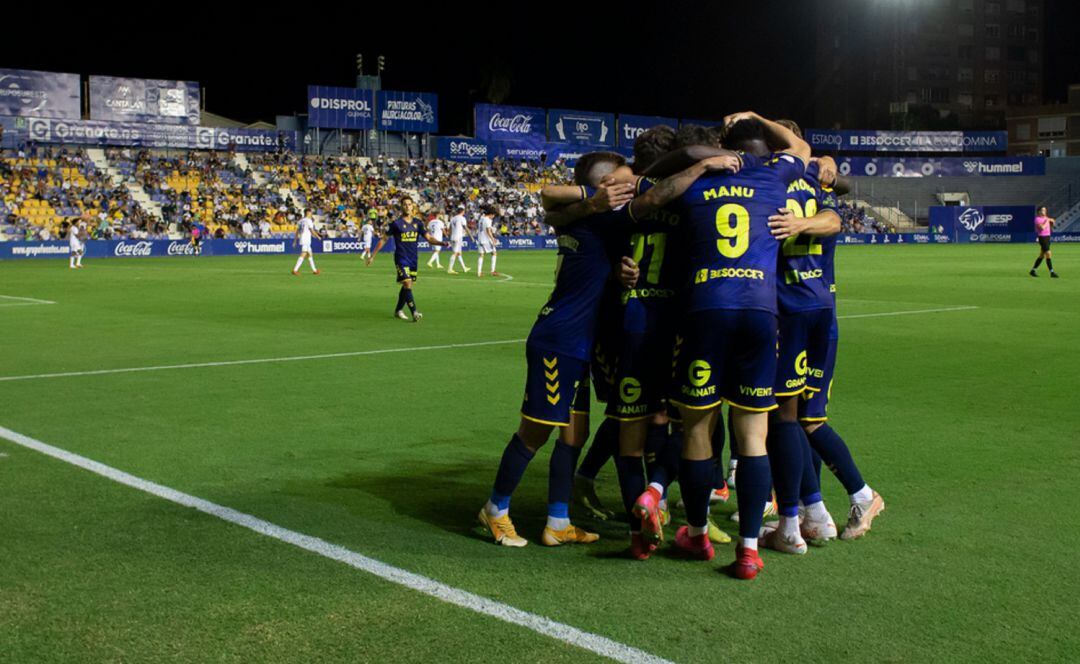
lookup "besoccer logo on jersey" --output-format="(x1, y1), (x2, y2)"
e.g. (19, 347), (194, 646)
(958, 208), (984, 232)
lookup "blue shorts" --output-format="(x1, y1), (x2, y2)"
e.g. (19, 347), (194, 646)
(799, 337), (837, 423)
(521, 344), (591, 427)
(775, 308), (832, 398)
(606, 302), (677, 421)
(670, 309), (778, 413)
(590, 288), (623, 404)
(396, 264), (418, 282)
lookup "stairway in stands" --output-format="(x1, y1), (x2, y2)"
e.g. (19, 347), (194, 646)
(87, 148), (166, 228)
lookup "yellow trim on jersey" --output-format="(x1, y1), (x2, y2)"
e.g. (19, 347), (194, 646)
(579, 185), (588, 201)
(669, 397), (725, 411)
(570, 409), (591, 416)
(724, 399), (779, 413)
(803, 385), (823, 394)
(520, 412), (570, 427)
(798, 416), (828, 423)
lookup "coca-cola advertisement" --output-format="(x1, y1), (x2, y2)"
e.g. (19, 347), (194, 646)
(474, 103), (547, 142)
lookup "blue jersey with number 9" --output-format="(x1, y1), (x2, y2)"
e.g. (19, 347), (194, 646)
(670, 152), (804, 314)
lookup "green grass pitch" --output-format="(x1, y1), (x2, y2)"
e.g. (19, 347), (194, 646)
(1, 244), (1077, 662)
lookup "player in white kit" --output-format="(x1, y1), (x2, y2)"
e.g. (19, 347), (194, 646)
(68, 220), (86, 269)
(447, 206), (471, 275)
(476, 208), (499, 277)
(292, 210), (321, 275)
(426, 212), (446, 269)
(360, 218), (376, 261)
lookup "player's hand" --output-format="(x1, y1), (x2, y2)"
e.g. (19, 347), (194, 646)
(618, 256), (640, 289)
(723, 111), (759, 128)
(700, 155), (741, 173)
(589, 183), (635, 212)
(768, 207), (805, 240)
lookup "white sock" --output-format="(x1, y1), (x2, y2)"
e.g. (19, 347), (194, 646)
(728, 459), (738, 471)
(491, 255), (497, 272)
(70, 257), (75, 268)
(779, 515), (801, 538)
(477, 256), (483, 274)
(547, 516), (570, 531)
(484, 500), (507, 518)
(804, 500), (830, 522)
(76, 256), (82, 266)
(308, 256), (317, 272)
(688, 524), (708, 537)
(293, 256), (304, 272)
(851, 484), (874, 504)
(741, 536), (758, 551)
(458, 255), (467, 270)
(648, 482), (664, 495)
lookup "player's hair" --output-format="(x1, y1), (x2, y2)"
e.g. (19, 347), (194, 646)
(776, 119), (803, 139)
(1038, 205), (1048, 215)
(673, 124), (720, 150)
(633, 126), (677, 172)
(573, 151), (627, 186)
(720, 118), (767, 150)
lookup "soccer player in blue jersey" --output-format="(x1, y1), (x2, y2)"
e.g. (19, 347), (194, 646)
(478, 151), (734, 548)
(367, 198), (449, 322)
(738, 121), (845, 555)
(664, 111), (811, 579)
(789, 154), (886, 540)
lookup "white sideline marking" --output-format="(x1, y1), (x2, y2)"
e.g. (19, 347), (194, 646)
(0, 294), (56, 307)
(0, 339), (527, 383)
(838, 305), (978, 320)
(0, 425), (670, 664)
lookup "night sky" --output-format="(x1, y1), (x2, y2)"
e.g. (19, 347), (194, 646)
(2, 1), (1077, 131)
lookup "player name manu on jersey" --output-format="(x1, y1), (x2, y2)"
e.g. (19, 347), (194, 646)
(702, 184), (755, 201)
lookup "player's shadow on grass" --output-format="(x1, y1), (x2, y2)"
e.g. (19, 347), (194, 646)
(323, 455), (635, 544)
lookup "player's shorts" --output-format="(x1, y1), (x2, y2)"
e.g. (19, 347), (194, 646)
(670, 308), (778, 413)
(300, 240), (312, 253)
(452, 239), (463, 253)
(395, 264), (418, 282)
(192, 236), (202, 246)
(799, 337), (837, 423)
(521, 344), (591, 427)
(478, 240), (495, 253)
(606, 302), (677, 421)
(775, 308), (832, 398)
(1038, 236), (1051, 252)
(362, 239), (373, 251)
(590, 288), (623, 404)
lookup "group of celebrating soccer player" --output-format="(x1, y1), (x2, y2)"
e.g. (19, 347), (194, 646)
(477, 111), (884, 580)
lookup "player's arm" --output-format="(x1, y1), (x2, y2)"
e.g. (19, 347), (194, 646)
(627, 156), (736, 220)
(312, 225), (322, 241)
(832, 176), (852, 197)
(723, 111), (811, 165)
(767, 207), (841, 240)
(641, 146), (742, 178)
(424, 231), (449, 247)
(543, 183), (635, 228)
(367, 232), (389, 264)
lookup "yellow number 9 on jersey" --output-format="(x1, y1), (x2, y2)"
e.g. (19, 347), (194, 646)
(715, 203), (750, 258)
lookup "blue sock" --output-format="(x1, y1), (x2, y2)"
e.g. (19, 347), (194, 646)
(643, 423), (669, 487)
(810, 448), (823, 483)
(576, 418), (617, 480)
(679, 457), (713, 528)
(736, 455), (772, 539)
(548, 440), (581, 518)
(767, 420), (805, 518)
(808, 424), (865, 495)
(614, 455), (646, 531)
(490, 434), (535, 511)
(394, 287), (407, 312)
(799, 430), (823, 505)
(656, 426), (683, 493)
(727, 414), (738, 458)
(403, 288), (417, 314)
(711, 415), (726, 489)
